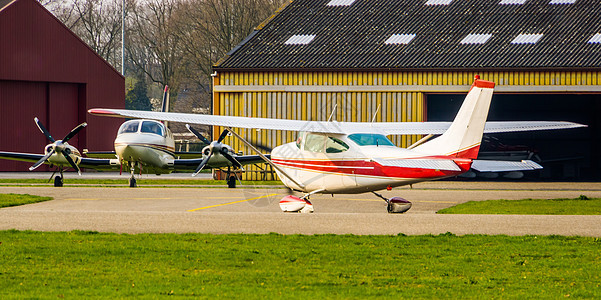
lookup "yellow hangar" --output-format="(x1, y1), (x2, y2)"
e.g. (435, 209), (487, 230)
(212, 0), (600, 181)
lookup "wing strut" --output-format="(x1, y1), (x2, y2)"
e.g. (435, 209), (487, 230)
(225, 127), (305, 190)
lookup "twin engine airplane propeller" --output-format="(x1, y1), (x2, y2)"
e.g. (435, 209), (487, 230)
(186, 125), (241, 176)
(30, 117), (87, 186)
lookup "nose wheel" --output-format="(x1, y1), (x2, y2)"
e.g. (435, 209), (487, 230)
(129, 177), (137, 188)
(128, 161), (139, 188)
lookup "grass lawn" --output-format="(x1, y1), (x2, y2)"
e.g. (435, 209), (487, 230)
(0, 231), (600, 298)
(0, 194), (52, 208)
(438, 196), (601, 215)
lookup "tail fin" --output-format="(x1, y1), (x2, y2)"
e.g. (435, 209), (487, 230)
(413, 76), (495, 159)
(161, 85), (170, 113)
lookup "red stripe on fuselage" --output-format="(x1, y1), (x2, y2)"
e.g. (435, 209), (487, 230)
(272, 157), (472, 179)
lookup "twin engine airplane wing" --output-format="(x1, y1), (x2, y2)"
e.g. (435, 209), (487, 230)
(88, 108), (585, 135)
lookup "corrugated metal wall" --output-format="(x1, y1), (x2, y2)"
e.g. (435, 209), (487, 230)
(214, 70), (600, 180)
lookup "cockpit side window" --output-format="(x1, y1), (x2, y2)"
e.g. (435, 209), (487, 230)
(118, 121), (139, 134)
(141, 121), (164, 136)
(348, 133), (395, 146)
(303, 133), (326, 153)
(325, 137), (349, 153)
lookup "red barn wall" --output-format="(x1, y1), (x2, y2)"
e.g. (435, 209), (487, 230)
(0, 0), (124, 171)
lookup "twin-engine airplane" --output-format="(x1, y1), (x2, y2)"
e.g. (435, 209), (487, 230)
(0, 87), (264, 187)
(89, 76), (585, 213)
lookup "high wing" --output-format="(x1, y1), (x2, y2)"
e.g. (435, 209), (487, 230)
(0, 151), (120, 171)
(89, 108), (586, 135)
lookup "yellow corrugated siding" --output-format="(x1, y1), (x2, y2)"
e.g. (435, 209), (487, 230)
(213, 70), (600, 180)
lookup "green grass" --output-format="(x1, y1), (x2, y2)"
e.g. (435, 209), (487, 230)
(438, 195), (601, 215)
(0, 231), (600, 298)
(0, 194), (52, 208)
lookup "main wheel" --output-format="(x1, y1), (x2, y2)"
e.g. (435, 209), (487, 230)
(227, 175), (236, 188)
(386, 197), (412, 213)
(129, 177), (137, 188)
(54, 175), (63, 187)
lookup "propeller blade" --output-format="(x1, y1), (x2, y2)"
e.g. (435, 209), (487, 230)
(221, 150), (242, 169)
(217, 129), (229, 143)
(192, 153), (212, 177)
(186, 124), (211, 145)
(61, 149), (81, 175)
(34, 117), (55, 143)
(29, 148), (54, 171)
(62, 122), (88, 143)
(250, 141), (272, 153)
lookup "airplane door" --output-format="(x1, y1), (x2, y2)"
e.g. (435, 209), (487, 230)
(324, 136), (356, 189)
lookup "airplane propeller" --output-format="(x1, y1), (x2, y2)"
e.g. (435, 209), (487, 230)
(30, 117), (87, 175)
(186, 125), (242, 176)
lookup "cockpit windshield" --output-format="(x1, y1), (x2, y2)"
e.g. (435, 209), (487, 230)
(140, 121), (165, 136)
(348, 133), (395, 146)
(118, 120), (139, 134)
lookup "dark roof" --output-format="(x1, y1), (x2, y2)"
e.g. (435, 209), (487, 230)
(214, 0), (601, 71)
(0, 0), (15, 11)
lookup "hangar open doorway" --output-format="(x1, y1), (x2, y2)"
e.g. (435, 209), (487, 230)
(427, 93), (600, 180)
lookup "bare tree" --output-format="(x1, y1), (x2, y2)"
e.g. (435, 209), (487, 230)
(176, 0), (284, 80)
(41, 0), (132, 71)
(128, 0), (184, 90)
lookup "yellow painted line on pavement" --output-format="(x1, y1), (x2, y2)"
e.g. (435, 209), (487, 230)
(65, 197), (174, 201)
(188, 194), (279, 212)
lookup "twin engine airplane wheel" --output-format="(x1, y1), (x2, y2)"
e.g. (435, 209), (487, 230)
(53, 175), (63, 187)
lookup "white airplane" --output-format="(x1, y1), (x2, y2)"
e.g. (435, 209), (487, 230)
(0, 87), (265, 187)
(88, 76), (586, 213)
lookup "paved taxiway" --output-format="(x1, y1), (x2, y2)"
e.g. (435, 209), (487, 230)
(1, 181), (601, 236)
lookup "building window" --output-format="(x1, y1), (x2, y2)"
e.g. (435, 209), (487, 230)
(460, 34), (493, 44)
(284, 35), (316, 45)
(385, 34), (416, 45)
(511, 34), (543, 44)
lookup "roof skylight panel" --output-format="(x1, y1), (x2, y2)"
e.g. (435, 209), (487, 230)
(589, 33), (601, 44)
(384, 34), (416, 45)
(327, 0), (357, 6)
(511, 34), (543, 44)
(426, 0), (453, 5)
(499, 0), (527, 4)
(460, 34), (492, 44)
(284, 35), (316, 45)
(549, 0), (577, 4)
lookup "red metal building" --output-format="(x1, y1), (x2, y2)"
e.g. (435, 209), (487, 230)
(0, 0), (124, 171)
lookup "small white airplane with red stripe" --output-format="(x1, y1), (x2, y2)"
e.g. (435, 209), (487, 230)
(89, 76), (585, 213)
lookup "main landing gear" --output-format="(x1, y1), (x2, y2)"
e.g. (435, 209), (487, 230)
(372, 191), (412, 213)
(54, 174), (63, 187)
(48, 167), (64, 187)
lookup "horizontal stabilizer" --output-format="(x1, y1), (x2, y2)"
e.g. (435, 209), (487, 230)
(471, 160), (542, 172)
(374, 158), (461, 171)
